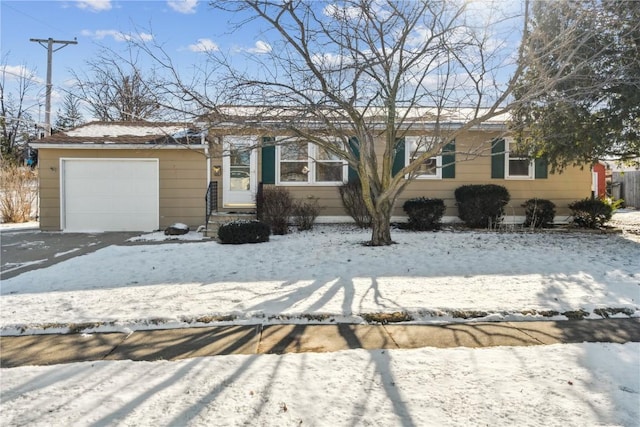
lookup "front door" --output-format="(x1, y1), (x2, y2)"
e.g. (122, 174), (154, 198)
(222, 136), (257, 208)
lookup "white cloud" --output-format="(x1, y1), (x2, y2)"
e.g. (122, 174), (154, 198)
(0, 65), (42, 83)
(81, 29), (153, 42)
(323, 3), (362, 20)
(76, 0), (112, 12)
(246, 41), (272, 54)
(187, 38), (219, 53)
(167, 0), (197, 14)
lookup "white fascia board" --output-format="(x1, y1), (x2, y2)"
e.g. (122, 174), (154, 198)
(29, 143), (207, 150)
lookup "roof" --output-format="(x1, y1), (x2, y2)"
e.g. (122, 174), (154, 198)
(201, 105), (509, 131)
(32, 121), (207, 146)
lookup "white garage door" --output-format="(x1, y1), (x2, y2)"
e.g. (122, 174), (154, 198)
(61, 159), (159, 232)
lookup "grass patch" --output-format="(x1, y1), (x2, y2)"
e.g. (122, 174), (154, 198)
(362, 312), (413, 324)
(562, 310), (589, 320)
(450, 310), (489, 319)
(593, 307), (635, 318)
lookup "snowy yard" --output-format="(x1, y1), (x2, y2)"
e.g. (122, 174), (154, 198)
(1, 225), (639, 335)
(1, 219), (639, 426)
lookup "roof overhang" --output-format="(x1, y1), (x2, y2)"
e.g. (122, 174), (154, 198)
(29, 143), (208, 150)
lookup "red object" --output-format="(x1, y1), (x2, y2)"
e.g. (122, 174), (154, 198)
(593, 162), (606, 198)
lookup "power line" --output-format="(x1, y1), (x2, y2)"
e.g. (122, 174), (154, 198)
(29, 38), (78, 135)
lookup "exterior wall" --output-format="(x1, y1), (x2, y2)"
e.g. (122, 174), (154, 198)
(396, 133), (592, 219)
(38, 148), (208, 231)
(250, 129), (593, 221)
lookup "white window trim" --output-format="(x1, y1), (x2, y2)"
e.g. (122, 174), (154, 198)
(504, 138), (534, 180)
(275, 138), (348, 186)
(405, 136), (443, 180)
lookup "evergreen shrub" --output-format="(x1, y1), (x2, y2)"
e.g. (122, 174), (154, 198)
(568, 198), (613, 229)
(218, 220), (270, 244)
(454, 184), (510, 228)
(402, 197), (446, 230)
(522, 198), (556, 228)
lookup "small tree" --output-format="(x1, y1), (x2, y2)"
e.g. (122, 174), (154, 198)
(54, 93), (84, 132)
(1, 55), (38, 163)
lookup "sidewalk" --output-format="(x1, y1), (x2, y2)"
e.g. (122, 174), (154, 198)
(2, 318), (638, 368)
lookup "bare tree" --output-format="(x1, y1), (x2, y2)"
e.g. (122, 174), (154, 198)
(70, 47), (164, 122)
(205, 0), (524, 245)
(0, 54), (39, 164)
(140, 0), (636, 245)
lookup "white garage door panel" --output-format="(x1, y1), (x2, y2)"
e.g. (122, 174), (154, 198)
(62, 159), (159, 232)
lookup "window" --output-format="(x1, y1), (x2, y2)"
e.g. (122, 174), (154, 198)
(505, 139), (533, 179)
(277, 138), (347, 185)
(405, 136), (442, 179)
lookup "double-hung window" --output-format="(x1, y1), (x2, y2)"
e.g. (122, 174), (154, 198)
(277, 138), (347, 185)
(505, 139), (534, 179)
(405, 136), (442, 179)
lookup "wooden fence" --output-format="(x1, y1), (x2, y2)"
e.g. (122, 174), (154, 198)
(612, 171), (640, 208)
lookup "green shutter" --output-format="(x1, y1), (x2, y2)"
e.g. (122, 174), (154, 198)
(261, 137), (276, 184)
(392, 138), (405, 177)
(491, 138), (505, 179)
(348, 136), (360, 183)
(534, 157), (548, 179)
(442, 140), (456, 179)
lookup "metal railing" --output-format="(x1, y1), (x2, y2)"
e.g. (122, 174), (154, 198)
(205, 181), (218, 224)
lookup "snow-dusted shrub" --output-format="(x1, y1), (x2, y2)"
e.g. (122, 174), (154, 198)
(569, 198), (612, 229)
(402, 197), (445, 231)
(218, 220), (270, 244)
(455, 184), (510, 228)
(522, 198), (556, 228)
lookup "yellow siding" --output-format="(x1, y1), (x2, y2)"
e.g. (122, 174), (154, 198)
(253, 130), (592, 219)
(37, 148), (207, 230)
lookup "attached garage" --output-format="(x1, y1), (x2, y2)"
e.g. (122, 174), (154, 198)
(32, 122), (209, 232)
(61, 158), (159, 232)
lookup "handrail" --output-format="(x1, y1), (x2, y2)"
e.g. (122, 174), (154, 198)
(205, 181), (218, 225)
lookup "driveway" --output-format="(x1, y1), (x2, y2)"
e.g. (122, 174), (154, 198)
(1, 227), (139, 280)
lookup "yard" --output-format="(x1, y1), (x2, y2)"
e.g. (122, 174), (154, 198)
(1, 215), (639, 426)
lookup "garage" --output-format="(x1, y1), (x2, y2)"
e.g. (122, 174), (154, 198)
(61, 158), (159, 232)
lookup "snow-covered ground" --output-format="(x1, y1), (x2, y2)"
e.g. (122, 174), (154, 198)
(1, 216), (639, 426)
(1, 225), (638, 335)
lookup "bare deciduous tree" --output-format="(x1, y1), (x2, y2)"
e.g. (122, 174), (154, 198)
(70, 47), (164, 122)
(206, 0), (524, 245)
(1, 54), (38, 163)
(139, 0), (637, 245)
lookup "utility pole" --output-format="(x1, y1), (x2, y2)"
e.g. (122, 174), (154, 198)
(30, 37), (77, 136)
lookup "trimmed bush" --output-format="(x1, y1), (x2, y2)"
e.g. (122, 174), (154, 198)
(568, 198), (613, 229)
(218, 220), (270, 244)
(256, 186), (294, 235)
(402, 197), (446, 231)
(522, 198), (556, 228)
(293, 198), (320, 231)
(339, 181), (372, 228)
(454, 184), (510, 228)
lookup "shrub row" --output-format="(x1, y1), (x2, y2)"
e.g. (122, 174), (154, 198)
(256, 186), (321, 234)
(253, 182), (613, 233)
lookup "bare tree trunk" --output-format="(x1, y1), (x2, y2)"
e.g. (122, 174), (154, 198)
(369, 205), (393, 246)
